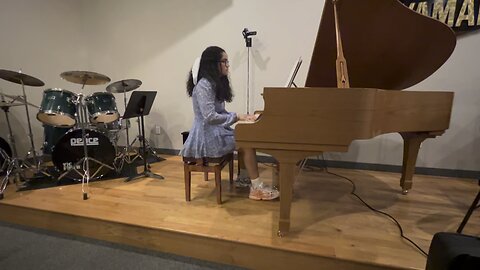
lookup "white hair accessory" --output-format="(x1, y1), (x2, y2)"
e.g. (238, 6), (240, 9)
(192, 57), (201, 85)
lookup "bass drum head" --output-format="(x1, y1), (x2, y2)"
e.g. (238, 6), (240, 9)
(52, 129), (115, 180)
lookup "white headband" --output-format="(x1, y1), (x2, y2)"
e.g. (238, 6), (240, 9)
(192, 57), (201, 85)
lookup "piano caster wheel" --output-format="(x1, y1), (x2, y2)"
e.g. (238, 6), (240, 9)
(277, 230), (285, 237)
(402, 189), (409, 195)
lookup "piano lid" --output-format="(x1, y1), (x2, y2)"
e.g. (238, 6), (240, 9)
(305, 0), (456, 90)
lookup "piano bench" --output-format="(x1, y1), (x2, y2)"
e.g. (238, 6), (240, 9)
(182, 153), (234, 204)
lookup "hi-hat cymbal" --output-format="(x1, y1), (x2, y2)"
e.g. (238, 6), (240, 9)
(60, 71), (111, 86)
(0, 92), (40, 108)
(0, 69), (45, 87)
(0, 101), (24, 108)
(16, 96), (40, 108)
(106, 79), (142, 93)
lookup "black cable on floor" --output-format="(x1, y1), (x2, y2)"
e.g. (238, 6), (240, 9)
(317, 154), (429, 257)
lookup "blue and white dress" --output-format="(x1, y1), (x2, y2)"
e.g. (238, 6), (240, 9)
(180, 78), (237, 158)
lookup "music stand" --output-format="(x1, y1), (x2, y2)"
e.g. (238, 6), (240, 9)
(123, 91), (164, 182)
(285, 57), (302, 88)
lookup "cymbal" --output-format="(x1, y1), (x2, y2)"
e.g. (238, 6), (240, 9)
(106, 79), (142, 93)
(60, 71), (111, 85)
(0, 69), (45, 87)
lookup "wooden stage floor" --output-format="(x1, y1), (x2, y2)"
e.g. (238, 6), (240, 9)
(0, 155), (478, 269)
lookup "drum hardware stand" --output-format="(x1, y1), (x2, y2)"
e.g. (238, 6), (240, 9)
(0, 71), (50, 178)
(0, 99), (29, 198)
(58, 93), (114, 200)
(118, 85), (141, 166)
(19, 78), (47, 175)
(105, 79), (144, 168)
(123, 91), (163, 182)
(128, 117), (161, 164)
(0, 154), (13, 200)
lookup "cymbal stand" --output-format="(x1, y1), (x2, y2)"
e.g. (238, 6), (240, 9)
(129, 117), (161, 163)
(0, 97), (25, 199)
(116, 85), (140, 168)
(0, 153), (14, 200)
(57, 92), (114, 200)
(18, 79), (50, 177)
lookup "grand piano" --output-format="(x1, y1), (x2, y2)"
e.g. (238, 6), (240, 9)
(235, 0), (456, 236)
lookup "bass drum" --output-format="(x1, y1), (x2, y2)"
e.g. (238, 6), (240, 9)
(52, 129), (115, 180)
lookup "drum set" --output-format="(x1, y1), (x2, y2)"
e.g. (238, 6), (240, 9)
(0, 68), (155, 199)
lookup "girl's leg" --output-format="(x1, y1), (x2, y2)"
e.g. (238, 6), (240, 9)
(241, 148), (259, 179)
(238, 148), (279, 201)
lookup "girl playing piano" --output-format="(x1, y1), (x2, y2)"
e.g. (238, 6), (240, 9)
(181, 46), (279, 201)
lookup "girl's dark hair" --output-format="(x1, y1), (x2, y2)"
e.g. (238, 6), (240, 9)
(187, 46), (233, 102)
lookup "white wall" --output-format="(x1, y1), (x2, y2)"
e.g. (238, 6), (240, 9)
(0, 0), (88, 156)
(0, 0), (478, 172)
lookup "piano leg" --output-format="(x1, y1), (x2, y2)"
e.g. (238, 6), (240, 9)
(399, 132), (431, 194)
(278, 161), (295, 237)
(264, 150), (313, 237)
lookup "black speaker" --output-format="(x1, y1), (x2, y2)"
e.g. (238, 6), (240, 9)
(426, 232), (480, 270)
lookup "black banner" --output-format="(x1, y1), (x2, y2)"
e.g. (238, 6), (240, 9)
(400, 0), (480, 32)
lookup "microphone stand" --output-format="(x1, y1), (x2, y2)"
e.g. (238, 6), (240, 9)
(243, 28), (256, 114)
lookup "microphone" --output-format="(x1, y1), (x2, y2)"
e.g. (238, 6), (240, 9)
(242, 28), (257, 38)
(242, 28), (257, 47)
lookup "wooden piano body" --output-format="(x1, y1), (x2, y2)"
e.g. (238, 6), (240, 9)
(235, 0), (456, 236)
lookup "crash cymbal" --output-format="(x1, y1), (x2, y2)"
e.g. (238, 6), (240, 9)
(106, 79), (142, 93)
(0, 69), (45, 87)
(60, 71), (111, 86)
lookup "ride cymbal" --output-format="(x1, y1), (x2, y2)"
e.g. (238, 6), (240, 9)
(0, 69), (45, 87)
(106, 79), (142, 93)
(60, 71), (111, 86)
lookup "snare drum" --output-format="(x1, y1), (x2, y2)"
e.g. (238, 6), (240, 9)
(37, 88), (77, 127)
(85, 92), (119, 124)
(51, 128), (116, 180)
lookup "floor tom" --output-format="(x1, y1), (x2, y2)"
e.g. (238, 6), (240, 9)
(42, 125), (70, 155)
